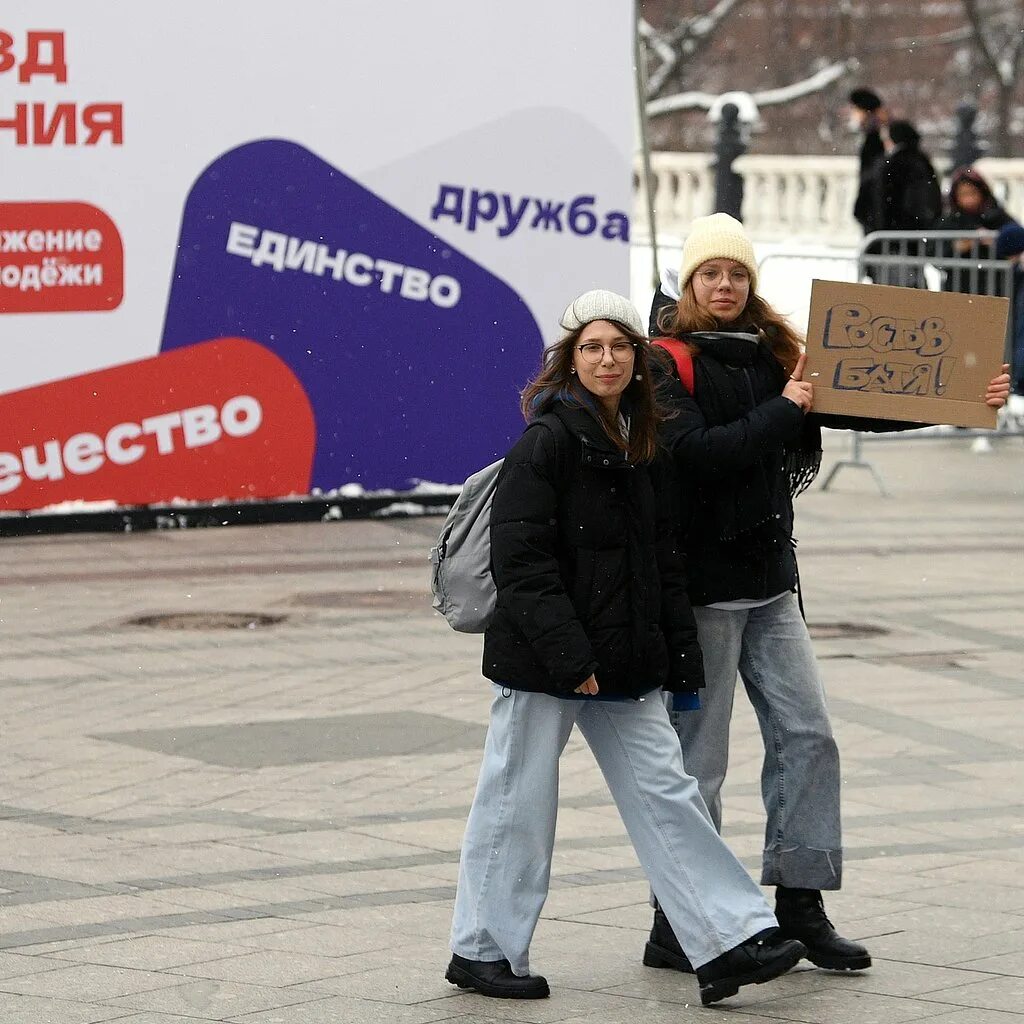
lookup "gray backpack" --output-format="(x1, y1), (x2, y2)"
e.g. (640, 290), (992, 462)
(430, 415), (565, 632)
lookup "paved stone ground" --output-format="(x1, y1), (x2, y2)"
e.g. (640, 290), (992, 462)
(1, 432), (1022, 1024)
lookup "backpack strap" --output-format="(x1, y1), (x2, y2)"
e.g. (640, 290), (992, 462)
(534, 411), (572, 477)
(652, 338), (695, 395)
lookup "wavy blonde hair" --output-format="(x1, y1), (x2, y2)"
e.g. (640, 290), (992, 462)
(656, 282), (804, 377)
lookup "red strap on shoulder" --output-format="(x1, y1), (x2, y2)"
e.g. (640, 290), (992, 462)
(652, 338), (695, 395)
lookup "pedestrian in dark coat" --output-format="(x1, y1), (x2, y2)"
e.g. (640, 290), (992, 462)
(448, 289), (806, 1008)
(848, 87), (888, 238)
(874, 121), (942, 232)
(642, 213), (1012, 979)
(870, 120), (941, 285)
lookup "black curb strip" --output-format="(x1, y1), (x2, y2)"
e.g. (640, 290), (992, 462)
(0, 494), (456, 538)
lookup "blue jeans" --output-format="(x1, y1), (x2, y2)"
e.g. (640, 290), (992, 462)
(670, 593), (843, 890)
(451, 684), (778, 975)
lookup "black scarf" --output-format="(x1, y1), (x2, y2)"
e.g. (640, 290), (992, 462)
(683, 328), (822, 541)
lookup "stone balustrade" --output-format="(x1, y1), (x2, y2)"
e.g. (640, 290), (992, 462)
(635, 152), (1024, 245)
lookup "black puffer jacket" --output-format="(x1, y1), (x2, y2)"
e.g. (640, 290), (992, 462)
(653, 326), (917, 606)
(935, 205), (1017, 295)
(482, 401), (704, 699)
(655, 345), (804, 606)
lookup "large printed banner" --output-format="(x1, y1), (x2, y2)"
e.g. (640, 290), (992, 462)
(0, 2), (634, 511)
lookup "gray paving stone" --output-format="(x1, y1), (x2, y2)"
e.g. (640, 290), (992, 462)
(419, 989), (692, 1023)
(869, 928), (1024, 968)
(0, 952), (69, 981)
(293, 964), (474, 1005)
(0, 962), (191, 1003)
(169, 949), (351, 986)
(919, 1011), (1024, 1024)
(2, 437), (1023, 1023)
(227, 994), (458, 1023)
(953, 950), (1024, 975)
(918, 974), (1024, 1013)
(47, 935), (255, 971)
(94, 713), (487, 768)
(555, 1006), (778, 1024)
(749, 987), (947, 1023)
(0, 992), (127, 1024)
(103, 979), (325, 1017)
(218, 923), (414, 959)
(817, 960), (999, 998)
(94, 1015), (226, 1024)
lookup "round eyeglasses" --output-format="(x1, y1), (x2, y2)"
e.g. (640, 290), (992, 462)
(697, 267), (750, 287)
(576, 342), (637, 364)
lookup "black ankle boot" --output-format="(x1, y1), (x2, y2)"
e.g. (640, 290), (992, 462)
(775, 887), (872, 971)
(445, 954), (550, 998)
(696, 928), (806, 1005)
(642, 907), (694, 973)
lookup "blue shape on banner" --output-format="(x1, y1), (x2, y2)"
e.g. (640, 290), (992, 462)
(161, 139), (543, 491)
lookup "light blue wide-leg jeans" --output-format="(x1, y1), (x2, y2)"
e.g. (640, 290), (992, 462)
(670, 593), (843, 890)
(450, 684), (777, 976)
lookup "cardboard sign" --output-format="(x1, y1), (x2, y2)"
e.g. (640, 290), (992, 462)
(805, 280), (1008, 429)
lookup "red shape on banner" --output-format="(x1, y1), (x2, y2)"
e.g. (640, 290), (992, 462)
(0, 338), (316, 510)
(0, 201), (124, 314)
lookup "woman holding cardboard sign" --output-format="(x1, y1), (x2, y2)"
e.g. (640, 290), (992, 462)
(644, 213), (1011, 978)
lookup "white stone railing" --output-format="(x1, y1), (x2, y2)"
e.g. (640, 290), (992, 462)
(735, 154), (861, 242)
(634, 152), (1024, 245)
(634, 152), (715, 242)
(974, 158), (1024, 223)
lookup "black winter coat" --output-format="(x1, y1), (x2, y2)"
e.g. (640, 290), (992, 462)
(873, 145), (942, 232)
(853, 128), (886, 233)
(652, 327), (917, 606)
(935, 205), (1017, 295)
(482, 402), (704, 699)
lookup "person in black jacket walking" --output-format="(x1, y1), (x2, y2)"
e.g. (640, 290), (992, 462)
(849, 88), (888, 241)
(447, 290), (806, 1007)
(871, 120), (942, 287)
(643, 214), (1012, 978)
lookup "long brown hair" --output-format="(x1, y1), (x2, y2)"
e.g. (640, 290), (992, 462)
(657, 281), (804, 377)
(520, 321), (668, 464)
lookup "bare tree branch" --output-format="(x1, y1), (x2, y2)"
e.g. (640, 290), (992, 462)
(962, 0), (1006, 83)
(1009, 0), (1024, 81)
(646, 58), (856, 118)
(641, 0), (748, 99)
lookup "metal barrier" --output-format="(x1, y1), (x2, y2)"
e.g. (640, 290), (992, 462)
(758, 232), (1022, 495)
(859, 230), (1017, 361)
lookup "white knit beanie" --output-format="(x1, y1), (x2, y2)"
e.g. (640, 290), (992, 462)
(558, 289), (644, 339)
(678, 213), (758, 294)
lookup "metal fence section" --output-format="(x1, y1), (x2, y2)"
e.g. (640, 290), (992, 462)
(859, 230), (1017, 363)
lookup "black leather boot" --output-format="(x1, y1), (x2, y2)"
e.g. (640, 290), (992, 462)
(696, 928), (806, 1005)
(775, 886), (872, 971)
(445, 953), (550, 998)
(642, 907), (694, 973)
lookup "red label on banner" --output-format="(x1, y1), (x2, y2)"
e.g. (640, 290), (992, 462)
(0, 338), (316, 510)
(0, 201), (124, 313)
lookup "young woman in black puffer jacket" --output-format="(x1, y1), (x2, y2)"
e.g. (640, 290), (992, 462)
(643, 213), (1011, 979)
(446, 289), (806, 1008)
